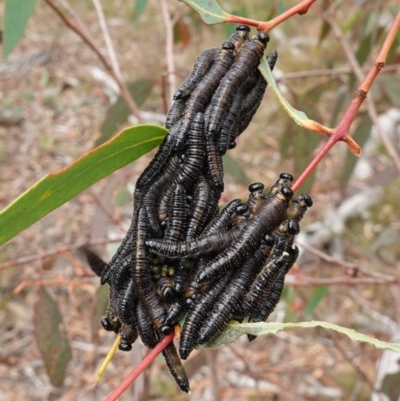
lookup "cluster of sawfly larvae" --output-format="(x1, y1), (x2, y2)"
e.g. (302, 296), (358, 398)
(84, 25), (312, 393)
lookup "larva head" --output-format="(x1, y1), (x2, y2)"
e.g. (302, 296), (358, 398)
(269, 173), (293, 195)
(287, 193), (313, 221)
(249, 182), (264, 193)
(287, 219), (300, 235)
(161, 324), (173, 335)
(299, 193), (313, 207)
(119, 343), (132, 352)
(228, 140), (237, 150)
(221, 41), (236, 54)
(264, 233), (275, 247)
(100, 317), (113, 332)
(281, 185), (294, 199)
(235, 203), (249, 215)
(254, 32), (270, 47)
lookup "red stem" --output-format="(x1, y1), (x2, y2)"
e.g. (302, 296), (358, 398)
(104, 333), (174, 401)
(226, 0), (317, 31)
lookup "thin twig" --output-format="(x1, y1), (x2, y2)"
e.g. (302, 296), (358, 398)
(160, 0), (176, 104)
(277, 63), (400, 81)
(323, 7), (400, 173)
(225, 0), (318, 32)
(0, 237), (123, 270)
(293, 9), (400, 191)
(297, 242), (397, 280)
(104, 333), (174, 401)
(92, 0), (123, 81)
(44, 0), (143, 122)
(287, 276), (400, 287)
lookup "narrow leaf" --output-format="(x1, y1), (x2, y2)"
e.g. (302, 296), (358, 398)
(259, 57), (315, 129)
(33, 287), (72, 387)
(3, 0), (38, 58)
(97, 79), (154, 146)
(259, 57), (362, 156)
(304, 286), (328, 320)
(0, 125), (166, 245)
(132, 0), (148, 23)
(200, 321), (400, 354)
(180, 0), (229, 24)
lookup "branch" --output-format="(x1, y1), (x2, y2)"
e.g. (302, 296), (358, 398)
(292, 10), (400, 192)
(44, 0), (143, 122)
(323, 7), (400, 173)
(104, 333), (174, 401)
(0, 237), (123, 270)
(92, 0), (123, 82)
(226, 0), (318, 32)
(160, 0), (176, 104)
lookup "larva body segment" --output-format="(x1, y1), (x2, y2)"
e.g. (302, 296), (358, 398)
(135, 134), (174, 190)
(117, 278), (137, 325)
(227, 24), (251, 50)
(146, 229), (238, 259)
(173, 47), (219, 100)
(196, 244), (267, 345)
(134, 300), (158, 349)
(80, 246), (107, 277)
(119, 322), (139, 351)
(102, 286), (122, 333)
(165, 98), (187, 129)
(196, 185), (294, 284)
(247, 275), (285, 342)
(217, 70), (259, 155)
(172, 260), (194, 294)
(164, 184), (187, 242)
(205, 132), (224, 191)
(179, 271), (234, 360)
(207, 33), (270, 137)
(170, 42), (236, 150)
(109, 254), (132, 292)
(185, 175), (213, 240)
(133, 207), (168, 332)
(247, 245), (299, 341)
(286, 193), (313, 221)
(234, 50), (278, 139)
(162, 343), (190, 393)
(100, 216), (137, 285)
(144, 156), (181, 238)
(242, 254), (288, 315)
(164, 297), (189, 328)
(202, 199), (242, 235)
(175, 113), (206, 189)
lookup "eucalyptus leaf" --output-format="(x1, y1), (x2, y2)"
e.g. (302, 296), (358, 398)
(0, 125), (166, 245)
(199, 320), (400, 354)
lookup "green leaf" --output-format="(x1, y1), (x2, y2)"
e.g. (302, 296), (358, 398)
(0, 125), (166, 245)
(259, 57), (313, 130)
(180, 0), (229, 24)
(200, 320), (400, 354)
(223, 153), (251, 186)
(304, 286), (328, 320)
(97, 79), (154, 146)
(132, 0), (148, 23)
(340, 117), (371, 189)
(3, 0), (38, 58)
(33, 287), (72, 387)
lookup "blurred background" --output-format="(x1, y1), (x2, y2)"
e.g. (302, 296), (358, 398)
(0, 0), (399, 400)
